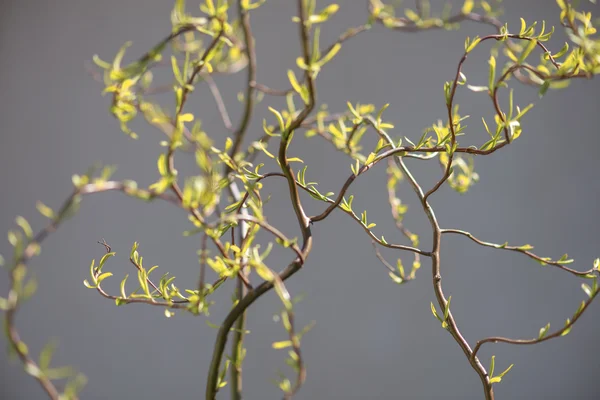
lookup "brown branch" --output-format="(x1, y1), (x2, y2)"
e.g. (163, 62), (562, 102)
(202, 73), (233, 130)
(177, 28), (225, 115)
(471, 288), (600, 359)
(206, 2), (317, 398)
(198, 233), (209, 293)
(1, 183), (167, 400)
(5, 309), (62, 400)
(226, 6), (258, 395)
(367, 116), (495, 398)
(227, 1), (258, 169)
(238, 167), (429, 256)
(398, 155), (494, 400)
(421, 31), (583, 204)
(441, 229), (596, 277)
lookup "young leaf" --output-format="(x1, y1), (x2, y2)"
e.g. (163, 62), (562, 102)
(15, 216), (33, 239)
(96, 272), (113, 284)
(489, 355), (496, 378)
(488, 56), (496, 90)
(120, 274), (129, 298)
(431, 302), (443, 323)
(517, 244), (534, 251)
(444, 296), (452, 320)
(561, 319), (572, 336)
(538, 323), (550, 339)
(581, 283), (593, 298)
(272, 340), (293, 349)
(268, 107), (286, 132)
(36, 202), (56, 220)
(389, 272), (403, 284)
(315, 43), (341, 68)
(461, 0), (474, 14)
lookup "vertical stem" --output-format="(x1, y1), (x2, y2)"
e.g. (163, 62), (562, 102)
(375, 123), (495, 400)
(230, 277), (247, 400)
(228, 0), (257, 163)
(230, 183), (250, 400)
(397, 156), (494, 400)
(227, 2), (257, 397)
(206, 2), (314, 397)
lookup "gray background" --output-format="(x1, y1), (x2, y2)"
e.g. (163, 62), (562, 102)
(1, 1), (599, 399)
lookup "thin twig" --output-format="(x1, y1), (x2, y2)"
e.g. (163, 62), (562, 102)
(441, 229), (596, 277)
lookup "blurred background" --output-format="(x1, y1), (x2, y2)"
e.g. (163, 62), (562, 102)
(1, 1), (599, 399)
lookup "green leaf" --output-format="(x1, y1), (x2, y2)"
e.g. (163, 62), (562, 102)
(272, 340), (293, 349)
(397, 259), (405, 277)
(462, 0), (474, 14)
(351, 159), (360, 176)
(389, 272), (403, 284)
(468, 85), (488, 92)
(120, 274), (129, 298)
(376, 103), (389, 125)
(347, 102), (360, 119)
(582, 283), (593, 298)
(518, 39), (537, 64)
(538, 323), (550, 339)
(296, 56), (309, 70)
(465, 36), (481, 53)
(83, 279), (96, 289)
(515, 103), (534, 120)
(98, 252), (116, 270)
(404, 9), (420, 22)
(36, 202), (56, 219)
(287, 69), (308, 104)
(39, 339), (58, 371)
(519, 18), (527, 35)
(488, 55), (496, 90)
(309, 3), (339, 23)
(268, 107), (286, 133)
(561, 319), (572, 336)
(147, 265), (159, 277)
(557, 253), (574, 264)
(361, 210), (368, 225)
(157, 153), (169, 176)
(315, 43), (341, 68)
(552, 42), (569, 59)
(171, 55), (183, 85)
(7, 231), (20, 248)
(538, 81), (550, 98)
(365, 152), (377, 165)
(15, 216), (33, 239)
(444, 296), (452, 320)
(129, 242), (139, 259)
(444, 81), (452, 105)
(96, 272), (113, 284)
(241, 0), (266, 10)
(431, 302), (443, 323)
(497, 363), (514, 380)
(517, 244), (534, 251)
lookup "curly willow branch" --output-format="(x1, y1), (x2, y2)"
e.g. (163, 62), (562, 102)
(4, 1), (600, 400)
